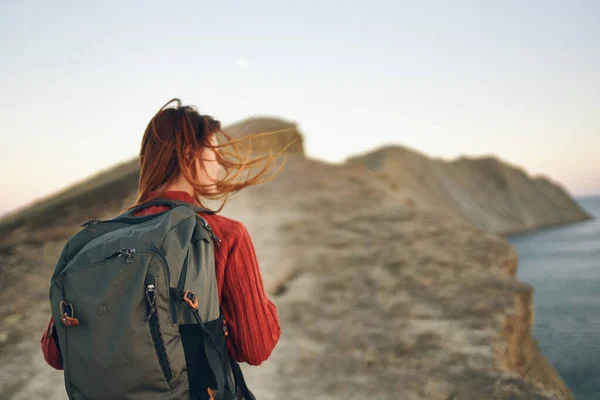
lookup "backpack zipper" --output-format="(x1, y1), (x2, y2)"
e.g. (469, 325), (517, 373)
(145, 275), (173, 382)
(81, 219), (100, 228)
(176, 253), (189, 296)
(133, 248), (180, 326)
(137, 248), (170, 285)
(199, 217), (221, 246)
(173, 253), (190, 324)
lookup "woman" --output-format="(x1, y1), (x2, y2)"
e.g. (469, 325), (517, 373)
(41, 98), (290, 396)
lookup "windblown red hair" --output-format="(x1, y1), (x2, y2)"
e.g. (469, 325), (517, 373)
(128, 98), (295, 212)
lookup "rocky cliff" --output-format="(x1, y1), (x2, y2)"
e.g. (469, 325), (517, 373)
(0, 118), (581, 399)
(347, 145), (590, 235)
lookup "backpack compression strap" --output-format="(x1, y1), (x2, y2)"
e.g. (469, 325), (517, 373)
(184, 291), (229, 400)
(230, 361), (256, 400)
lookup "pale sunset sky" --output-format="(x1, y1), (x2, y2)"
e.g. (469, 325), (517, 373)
(1, 1), (598, 216)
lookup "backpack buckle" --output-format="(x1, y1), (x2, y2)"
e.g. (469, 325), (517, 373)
(183, 290), (198, 309)
(207, 388), (217, 400)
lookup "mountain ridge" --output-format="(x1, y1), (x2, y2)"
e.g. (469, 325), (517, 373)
(0, 116), (586, 399)
(0, 118), (589, 236)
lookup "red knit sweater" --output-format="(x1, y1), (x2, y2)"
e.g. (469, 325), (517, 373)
(41, 190), (281, 368)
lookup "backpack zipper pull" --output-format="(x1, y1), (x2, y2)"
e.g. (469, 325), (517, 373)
(145, 284), (156, 316)
(122, 248), (136, 263)
(81, 219), (100, 228)
(105, 247), (136, 262)
(59, 301), (80, 326)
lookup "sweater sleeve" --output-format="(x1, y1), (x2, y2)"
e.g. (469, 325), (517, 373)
(41, 316), (63, 370)
(221, 223), (281, 366)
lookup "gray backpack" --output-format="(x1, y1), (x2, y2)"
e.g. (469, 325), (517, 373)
(49, 199), (253, 400)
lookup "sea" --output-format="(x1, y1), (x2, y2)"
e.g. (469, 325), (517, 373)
(509, 196), (600, 400)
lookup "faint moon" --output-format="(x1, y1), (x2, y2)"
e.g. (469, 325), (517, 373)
(235, 58), (249, 68)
